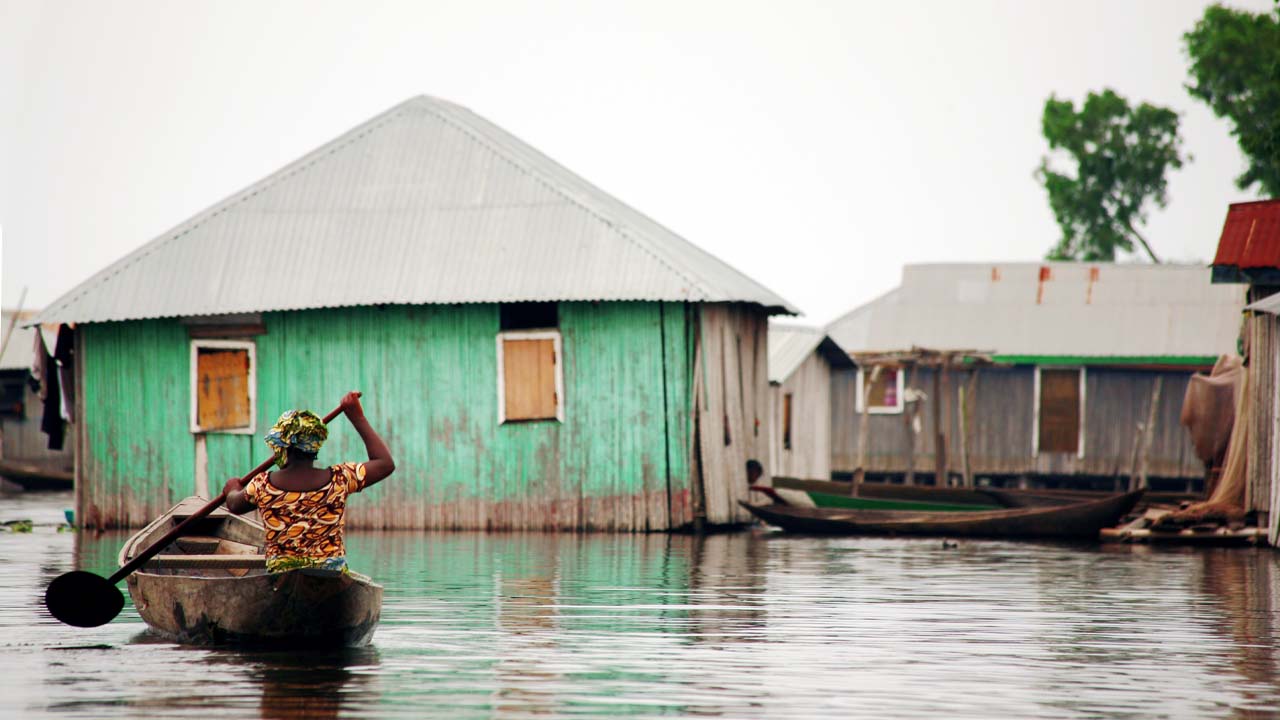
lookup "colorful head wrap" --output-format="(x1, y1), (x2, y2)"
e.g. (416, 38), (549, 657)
(264, 410), (328, 467)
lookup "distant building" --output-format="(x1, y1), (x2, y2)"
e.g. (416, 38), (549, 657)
(1214, 198), (1280, 544)
(0, 311), (74, 481)
(825, 262), (1244, 490)
(36, 96), (796, 530)
(766, 324), (853, 482)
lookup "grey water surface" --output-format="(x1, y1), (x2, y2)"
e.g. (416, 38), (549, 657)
(2, 489), (1279, 719)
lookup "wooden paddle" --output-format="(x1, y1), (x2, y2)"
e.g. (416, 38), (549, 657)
(44, 399), (351, 628)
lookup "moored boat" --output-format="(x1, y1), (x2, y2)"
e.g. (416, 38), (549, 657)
(0, 458), (73, 491)
(118, 497), (382, 647)
(739, 489), (1145, 540)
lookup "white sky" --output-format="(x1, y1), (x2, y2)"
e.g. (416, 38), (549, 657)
(0, 0), (1272, 325)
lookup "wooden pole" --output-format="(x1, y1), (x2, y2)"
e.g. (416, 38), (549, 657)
(960, 367), (979, 488)
(903, 364), (917, 486)
(935, 359), (950, 487)
(1136, 375), (1163, 491)
(853, 365), (880, 496)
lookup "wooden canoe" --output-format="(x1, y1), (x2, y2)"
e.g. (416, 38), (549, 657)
(0, 458), (73, 491)
(739, 489), (1145, 540)
(773, 476), (1189, 509)
(118, 497), (383, 647)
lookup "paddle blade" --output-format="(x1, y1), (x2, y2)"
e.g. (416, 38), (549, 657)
(44, 571), (124, 628)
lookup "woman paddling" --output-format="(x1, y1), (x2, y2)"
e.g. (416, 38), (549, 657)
(223, 391), (396, 573)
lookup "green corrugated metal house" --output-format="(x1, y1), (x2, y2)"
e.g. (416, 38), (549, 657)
(37, 96), (796, 531)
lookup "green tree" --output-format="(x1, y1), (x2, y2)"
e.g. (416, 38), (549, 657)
(1036, 89), (1185, 262)
(1184, 4), (1280, 197)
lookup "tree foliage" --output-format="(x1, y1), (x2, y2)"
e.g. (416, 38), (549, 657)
(1037, 89), (1185, 263)
(1184, 4), (1280, 197)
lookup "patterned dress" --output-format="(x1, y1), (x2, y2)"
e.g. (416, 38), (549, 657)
(243, 462), (369, 572)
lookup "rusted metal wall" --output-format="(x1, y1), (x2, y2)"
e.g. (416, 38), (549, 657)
(768, 351), (832, 481)
(831, 365), (1203, 481)
(694, 304), (770, 525)
(78, 301), (699, 530)
(79, 320), (196, 527)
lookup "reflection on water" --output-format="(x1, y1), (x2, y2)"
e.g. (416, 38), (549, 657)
(2, 490), (1280, 718)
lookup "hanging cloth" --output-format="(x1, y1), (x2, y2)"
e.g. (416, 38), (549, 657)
(54, 324), (74, 423)
(34, 329), (64, 450)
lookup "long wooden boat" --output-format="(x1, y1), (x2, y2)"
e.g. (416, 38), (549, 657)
(118, 497), (383, 647)
(773, 476), (1190, 510)
(739, 489), (1145, 540)
(0, 458), (73, 491)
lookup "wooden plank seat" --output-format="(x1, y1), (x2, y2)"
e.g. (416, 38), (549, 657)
(174, 536), (222, 553)
(144, 554), (267, 569)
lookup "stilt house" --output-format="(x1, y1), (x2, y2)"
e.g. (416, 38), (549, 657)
(825, 262), (1244, 490)
(0, 312), (75, 483)
(1212, 199), (1280, 543)
(35, 96), (796, 530)
(766, 324), (852, 481)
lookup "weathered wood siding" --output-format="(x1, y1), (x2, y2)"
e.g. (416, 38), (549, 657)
(1247, 313), (1277, 530)
(1262, 314), (1280, 546)
(0, 377), (75, 469)
(78, 301), (699, 530)
(768, 352), (832, 481)
(694, 304), (770, 525)
(832, 365), (1203, 481)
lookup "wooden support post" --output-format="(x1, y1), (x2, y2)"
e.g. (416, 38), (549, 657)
(1136, 376), (1163, 491)
(935, 359), (950, 487)
(853, 366), (880, 496)
(903, 365), (917, 486)
(960, 368), (979, 489)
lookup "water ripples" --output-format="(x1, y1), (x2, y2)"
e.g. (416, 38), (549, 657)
(2, 491), (1278, 718)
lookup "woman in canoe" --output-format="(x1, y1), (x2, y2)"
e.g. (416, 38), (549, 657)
(222, 391), (395, 573)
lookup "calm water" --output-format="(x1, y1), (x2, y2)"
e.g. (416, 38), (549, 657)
(2, 489), (1279, 719)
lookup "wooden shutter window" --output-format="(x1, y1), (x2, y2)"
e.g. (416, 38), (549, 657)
(1038, 369), (1080, 454)
(502, 337), (558, 421)
(196, 348), (251, 431)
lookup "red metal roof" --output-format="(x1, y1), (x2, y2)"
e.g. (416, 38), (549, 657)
(1213, 199), (1280, 269)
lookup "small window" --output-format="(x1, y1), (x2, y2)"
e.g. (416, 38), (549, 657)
(782, 393), (793, 450)
(497, 331), (563, 423)
(500, 302), (558, 331)
(190, 340), (255, 434)
(1037, 368), (1082, 455)
(855, 366), (904, 414)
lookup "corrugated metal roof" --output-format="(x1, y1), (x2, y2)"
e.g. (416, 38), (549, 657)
(0, 311), (53, 371)
(1212, 199), (1280, 270)
(826, 262), (1244, 360)
(1246, 292), (1280, 315)
(37, 96), (797, 325)
(767, 322), (851, 383)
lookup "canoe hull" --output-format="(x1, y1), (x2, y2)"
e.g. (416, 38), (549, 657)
(119, 497), (383, 647)
(740, 490), (1144, 540)
(126, 568), (382, 647)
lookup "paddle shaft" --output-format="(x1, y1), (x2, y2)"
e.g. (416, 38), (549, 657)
(106, 403), (346, 585)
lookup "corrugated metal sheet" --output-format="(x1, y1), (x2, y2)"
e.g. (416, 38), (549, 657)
(36, 96), (796, 326)
(1212, 199), (1280, 270)
(78, 301), (697, 530)
(1247, 292), (1280, 315)
(830, 365), (1202, 480)
(0, 311), (55, 370)
(826, 263), (1243, 359)
(767, 322), (853, 383)
(767, 324), (824, 384)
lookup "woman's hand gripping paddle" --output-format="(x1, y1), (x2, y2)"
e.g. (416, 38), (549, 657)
(44, 398), (355, 627)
